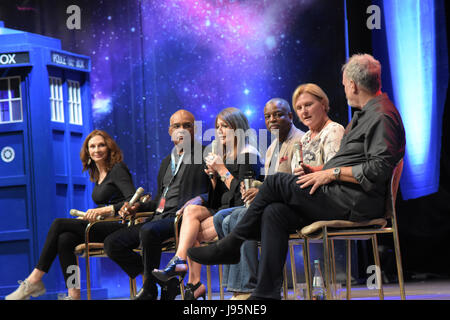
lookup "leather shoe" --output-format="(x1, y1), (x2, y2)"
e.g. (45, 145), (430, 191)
(187, 234), (242, 265)
(133, 287), (157, 300)
(160, 278), (180, 300)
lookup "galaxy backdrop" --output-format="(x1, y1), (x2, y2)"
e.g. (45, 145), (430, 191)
(0, 0), (348, 195)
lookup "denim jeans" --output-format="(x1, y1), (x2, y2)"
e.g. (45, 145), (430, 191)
(213, 206), (258, 293)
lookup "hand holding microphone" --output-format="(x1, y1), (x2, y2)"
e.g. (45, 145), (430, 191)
(205, 140), (219, 179)
(293, 142), (303, 169)
(119, 187), (145, 221)
(70, 208), (107, 222)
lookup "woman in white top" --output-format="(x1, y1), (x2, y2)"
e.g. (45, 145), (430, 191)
(291, 83), (345, 174)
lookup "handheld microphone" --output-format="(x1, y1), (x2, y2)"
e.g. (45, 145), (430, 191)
(244, 170), (253, 192)
(208, 140), (218, 179)
(293, 142), (303, 168)
(128, 187), (145, 206)
(69, 209), (104, 221)
(243, 171), (254, 208)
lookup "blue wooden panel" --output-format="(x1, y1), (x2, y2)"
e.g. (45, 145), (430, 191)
(0, 131), (24, 177)
(0, 185), (28, 231)
(55, 184), (68, 219)
(52, 130), (66, 176)
(73, 184), (86, 211)
(70, 132), (83, 176)
(0, 241), (31, 295)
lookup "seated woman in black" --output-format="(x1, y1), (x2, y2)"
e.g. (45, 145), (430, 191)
(5, 130), (135, 300)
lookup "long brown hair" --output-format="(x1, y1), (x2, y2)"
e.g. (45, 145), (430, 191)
(80, 130), (123, 182)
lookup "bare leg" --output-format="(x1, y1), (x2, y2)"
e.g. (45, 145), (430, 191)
(176, 205), (212, 260)
(26, 269), (45, 284)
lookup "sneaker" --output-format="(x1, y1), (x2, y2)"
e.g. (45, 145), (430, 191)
(5, 280), (46, 300)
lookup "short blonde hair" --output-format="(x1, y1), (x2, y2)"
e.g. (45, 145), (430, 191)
(292, 83), (330, 113)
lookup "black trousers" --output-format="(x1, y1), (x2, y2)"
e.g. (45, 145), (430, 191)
(35, 218), (126, 287)
(232, 172), (350, 299)
(103, 216), (175, 292)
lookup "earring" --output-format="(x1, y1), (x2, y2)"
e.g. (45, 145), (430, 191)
(87, 157), (92, 165)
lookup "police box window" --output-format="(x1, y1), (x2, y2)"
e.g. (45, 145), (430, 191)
(0, 76), (23, 123)
(68, 80), (82, 125)
(49, 77), (64, 122)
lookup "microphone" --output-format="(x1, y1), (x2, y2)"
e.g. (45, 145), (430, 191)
(244, 170), (253, 192)
(128, 187), (145, 206)
(69, 209), (104, 221)
(243, 171), (254, 208)
(208, 140), (218, 179)
(293, 142), (303, 168)
(69, 187), (145, 221)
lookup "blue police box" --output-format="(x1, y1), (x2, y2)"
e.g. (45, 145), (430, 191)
(0, 21), (108, 299)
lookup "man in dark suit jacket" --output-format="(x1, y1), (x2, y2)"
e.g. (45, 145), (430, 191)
(104, 109), (210, 300)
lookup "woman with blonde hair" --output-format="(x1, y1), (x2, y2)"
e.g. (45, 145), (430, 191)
(6, 130), (135, 300)
(291, 83), (344, 173)
(152, 107), (261, 300)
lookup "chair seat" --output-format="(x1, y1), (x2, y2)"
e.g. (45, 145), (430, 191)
(300, 218), (387, 239)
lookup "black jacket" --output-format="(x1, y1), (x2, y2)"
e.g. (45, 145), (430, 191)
(139, 144), (210, 219)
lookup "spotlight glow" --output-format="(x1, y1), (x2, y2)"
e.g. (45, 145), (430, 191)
(384, 0), (440, 199)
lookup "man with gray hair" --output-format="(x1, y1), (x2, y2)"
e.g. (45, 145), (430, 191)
(187, 53), (406, 300)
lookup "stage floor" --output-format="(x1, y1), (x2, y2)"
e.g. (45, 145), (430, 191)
(111, 279), (450, 300)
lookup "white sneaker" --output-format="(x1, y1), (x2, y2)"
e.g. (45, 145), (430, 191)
(5, 280), (46, 300)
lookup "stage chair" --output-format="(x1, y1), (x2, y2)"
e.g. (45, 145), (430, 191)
(299, 159), (405, 300)
(281, 235), (312, 300)
(74, 211), (154, 300)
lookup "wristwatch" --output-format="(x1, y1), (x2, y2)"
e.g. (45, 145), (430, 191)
(333, 167), (341, 181)
(220, 171), (231, 182)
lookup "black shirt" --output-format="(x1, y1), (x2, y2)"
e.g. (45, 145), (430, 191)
(91, 162), (136, 212)
(207, 151), (262, 212)
(322, 93), (406, 221)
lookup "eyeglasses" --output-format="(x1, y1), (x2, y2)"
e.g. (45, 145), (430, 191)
(169, 122), (194, 129)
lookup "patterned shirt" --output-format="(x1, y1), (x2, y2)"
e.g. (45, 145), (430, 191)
(291, 121), (344, 168)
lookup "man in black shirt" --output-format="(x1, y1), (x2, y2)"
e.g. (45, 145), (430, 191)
(187, 54), (406, 300)
(104, 109), (210, 300)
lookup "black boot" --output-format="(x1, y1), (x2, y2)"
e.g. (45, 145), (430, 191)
(187, 233), (243, 265)
(133, 279), (158, 300)
(133, 287), (157, 300)
(160, 278), (180, 300)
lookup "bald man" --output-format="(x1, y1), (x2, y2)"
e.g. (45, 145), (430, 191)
(104, 110), (211, 300)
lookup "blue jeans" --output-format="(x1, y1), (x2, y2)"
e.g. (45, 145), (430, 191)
(213, 206), (258, 293)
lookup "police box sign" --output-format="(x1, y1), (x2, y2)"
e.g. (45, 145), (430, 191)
(51, 51), (89, 71)
(0, 52), (30, 65)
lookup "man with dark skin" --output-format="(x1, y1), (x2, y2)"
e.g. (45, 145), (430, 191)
(104, 109), (210, 300)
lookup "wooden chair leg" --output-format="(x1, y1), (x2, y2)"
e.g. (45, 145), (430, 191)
(371, 235), (384, 299)
(322, 227), (332, 300)
(392, 227), (406, 300)
(329, 239), (337, 299)
(86, 254), (91, 300)
(346, 239), (352, 300)
(302, 238), (312, 300)
(207, 265), (212, 300)
(283, 263), (289, 299)
(219, 264), (224, 300)
(289, 242), (298, 300)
